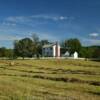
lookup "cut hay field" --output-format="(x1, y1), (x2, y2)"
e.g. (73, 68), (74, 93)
(0, 59), (100, 100)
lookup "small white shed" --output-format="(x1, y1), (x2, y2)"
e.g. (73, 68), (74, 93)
(63, 51), (70, 57)
(73, 51), (78, 59)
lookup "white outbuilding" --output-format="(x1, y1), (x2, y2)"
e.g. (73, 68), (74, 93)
(63, 51), (70, 57)
(73, 51), (78, 59)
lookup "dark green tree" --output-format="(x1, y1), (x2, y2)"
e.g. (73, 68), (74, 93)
(5, 49), (14, 59)
(0, 47), (6, 57)
(32, 33), (41, 58)
(65, 38), (82, 55)
(93, 48), (100, 58)
(40, 40), (50, 46)
(0, 47), (14, 59)
(14, 38), (33, 59)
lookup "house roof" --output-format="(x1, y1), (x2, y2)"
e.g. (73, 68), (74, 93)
(42, 44), (55, 48)
(43, 42), (61, 48)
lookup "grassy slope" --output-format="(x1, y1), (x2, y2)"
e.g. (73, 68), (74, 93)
(0, 59), (100, 100)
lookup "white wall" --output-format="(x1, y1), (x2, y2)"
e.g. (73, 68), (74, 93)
(42, 47), (53, 57)
(74, 52), (78, 59)
(53, 45), (56, 57)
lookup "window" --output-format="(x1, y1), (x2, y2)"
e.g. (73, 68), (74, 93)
(50, 47), (52, 50)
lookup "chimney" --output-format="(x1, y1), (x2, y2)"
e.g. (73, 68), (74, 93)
(55, 42), (60, 58)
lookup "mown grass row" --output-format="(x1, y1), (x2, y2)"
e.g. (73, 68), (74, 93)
(0, 59), (100, 100)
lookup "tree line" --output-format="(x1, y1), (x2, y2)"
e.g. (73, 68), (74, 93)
(0, 34), (100, 59)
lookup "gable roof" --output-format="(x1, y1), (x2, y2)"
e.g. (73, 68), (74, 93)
(42, 44), (55, 48)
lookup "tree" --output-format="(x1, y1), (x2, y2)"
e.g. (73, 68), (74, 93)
(5, 49), (14, 59)
(93, 47), (100, 58)
(80, 47), (94, 58)
(65, 38), (82, 55)
(40, 40), (50, 46)
(60, 41), (69, 55)
(14, 38), (33, 59)
(32, 33), (41, 58)
(0, 47), (14, 59)
(14, 34), (48, 59)
(32, 33), (39, 44)
(79, 46), (100, 58)
(0, 47), (6, 57)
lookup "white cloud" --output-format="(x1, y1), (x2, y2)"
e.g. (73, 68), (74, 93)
(2, 22), (16, 26)
(59, 16), (68, 20)
(5, 15), (70, 24)
(5, 16), (31, 23)
(31, 15), (68, 21)
(89, 33), (99, 37)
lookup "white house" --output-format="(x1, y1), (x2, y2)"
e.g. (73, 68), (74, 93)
(42, 43), (60, 57)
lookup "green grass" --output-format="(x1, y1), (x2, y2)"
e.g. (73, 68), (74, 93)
(0, 59), (100, 100)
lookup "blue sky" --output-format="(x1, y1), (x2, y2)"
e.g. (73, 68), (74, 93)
(0, 0), (100, 48)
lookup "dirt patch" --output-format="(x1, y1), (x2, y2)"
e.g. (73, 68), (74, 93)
(0, 65), (99, 76)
